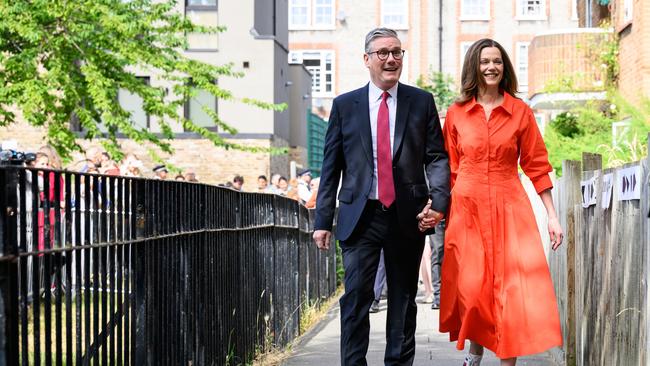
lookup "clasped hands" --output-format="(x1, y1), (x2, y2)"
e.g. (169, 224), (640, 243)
(417, 199), (444, 232)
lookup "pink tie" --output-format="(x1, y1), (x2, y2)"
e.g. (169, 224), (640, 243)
(377, 91), (395, 207)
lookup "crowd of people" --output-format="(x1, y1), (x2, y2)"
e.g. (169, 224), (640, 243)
(20, 145), (202, 183)
(21, 144), (320, 208)
(221, 169), (320, 208)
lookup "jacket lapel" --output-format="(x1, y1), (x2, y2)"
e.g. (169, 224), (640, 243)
(356, 84), (373, 167)
(393, 83), (410, 159)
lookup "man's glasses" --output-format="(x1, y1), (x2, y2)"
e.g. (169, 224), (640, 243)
(367, 49), (406, 61)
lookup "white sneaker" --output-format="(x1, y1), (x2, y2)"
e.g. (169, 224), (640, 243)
(463, 353), (483, 366)
(421, 294), (434, 304)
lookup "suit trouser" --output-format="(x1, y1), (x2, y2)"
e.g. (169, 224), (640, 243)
(339, 200), (425, 366)
(428, 220), (445, 303)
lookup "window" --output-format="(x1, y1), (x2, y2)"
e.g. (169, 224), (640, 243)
(612, 118), (631, 146)
(313, 0), (334, 27)
(516, 42), (530, 93)
(459, 41), (474, 72)
(289, 51), (335, 97)
(184, 83), (218, 131)
(186, 0), (218, 50)
(516, 0), (546, 19)
(461, 0), (489, 20)
(624, 0), (633, 23)
(118, 77), (150, 129)
(381, 0), (408, 29)
(289, 0), (334, 29)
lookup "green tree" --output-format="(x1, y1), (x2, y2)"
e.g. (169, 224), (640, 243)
(416, 70), (457, 112)
(0, 0), (284, 161)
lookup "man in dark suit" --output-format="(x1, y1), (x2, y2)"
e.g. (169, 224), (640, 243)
(313, 28), (450, 366)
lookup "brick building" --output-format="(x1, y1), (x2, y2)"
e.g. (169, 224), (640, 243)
(288, 0), (579, 120)
(0, 0), (314, 191)
(609, 0), (650, 105)
(528, 0), (650, 129)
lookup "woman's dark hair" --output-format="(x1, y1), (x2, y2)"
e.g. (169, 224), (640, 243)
(457, 38), (518, 104)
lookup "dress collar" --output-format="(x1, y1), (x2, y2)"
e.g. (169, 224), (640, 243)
(464, 90), (515, 115)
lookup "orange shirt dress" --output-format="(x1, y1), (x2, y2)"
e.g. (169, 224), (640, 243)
(439, 92), (562, 359)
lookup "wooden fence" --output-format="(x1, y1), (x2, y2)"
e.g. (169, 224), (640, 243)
(548, 135), (650, 366)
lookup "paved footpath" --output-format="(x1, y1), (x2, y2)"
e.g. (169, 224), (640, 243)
(282, 292), (559, 366)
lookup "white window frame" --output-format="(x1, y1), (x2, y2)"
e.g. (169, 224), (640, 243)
(459, 41), (474, 73)
(624, 0), (633, 23)
(381, 0), (409, 30)
(612, 119), (631, 146)
(516, 42), (530, 93)
(289, 0), (335, 30)
(289, 50), (335, 97)
(460, 0), (490, 21)
(571, 0), (578, 21)
(516, 0), (547, 20)
(289, 0), (310, 29)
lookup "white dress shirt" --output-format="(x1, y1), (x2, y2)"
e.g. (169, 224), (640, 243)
(368, 81), (397, 200)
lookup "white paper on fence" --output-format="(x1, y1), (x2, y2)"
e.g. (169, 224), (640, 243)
(581, 176), (597, 208)
(616, 165), (641, 201)
(601, 173), (613, 209)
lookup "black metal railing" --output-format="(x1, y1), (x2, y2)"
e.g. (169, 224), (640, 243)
(0, 166), (337, 365)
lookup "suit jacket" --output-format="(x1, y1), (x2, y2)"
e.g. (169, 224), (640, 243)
(314, 82), (450, 241)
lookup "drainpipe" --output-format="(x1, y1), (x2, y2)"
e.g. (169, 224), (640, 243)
(438, 0), (443, 73)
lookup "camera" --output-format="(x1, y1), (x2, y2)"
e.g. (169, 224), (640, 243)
(0, 149), (36, 165)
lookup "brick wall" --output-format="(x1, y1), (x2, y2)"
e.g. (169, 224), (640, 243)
(528, 31), (608, 99)
(614, 0), (650, 106)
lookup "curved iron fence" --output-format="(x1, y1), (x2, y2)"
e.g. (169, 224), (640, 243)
(0, 166), (336, 365)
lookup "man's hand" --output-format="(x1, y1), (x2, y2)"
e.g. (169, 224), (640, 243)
(313, 230), (332, 250)
(416, 200), (444, 232)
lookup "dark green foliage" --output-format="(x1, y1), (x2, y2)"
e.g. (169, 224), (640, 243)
(416, 70), (457, 112)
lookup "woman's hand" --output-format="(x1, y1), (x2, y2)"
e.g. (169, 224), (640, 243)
(548, 217), (563, 250)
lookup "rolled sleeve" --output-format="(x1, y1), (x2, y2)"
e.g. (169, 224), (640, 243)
(531, 174), (553, 194)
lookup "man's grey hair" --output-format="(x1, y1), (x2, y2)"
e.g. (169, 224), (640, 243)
(364, 28), (399, 53)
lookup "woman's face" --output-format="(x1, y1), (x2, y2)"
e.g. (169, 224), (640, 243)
(35, 156), (49, 169)
(479, 46), (503, 90)
(278, 179), (288, 191)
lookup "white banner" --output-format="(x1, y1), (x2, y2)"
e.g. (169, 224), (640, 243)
(617, 165), (641, 201)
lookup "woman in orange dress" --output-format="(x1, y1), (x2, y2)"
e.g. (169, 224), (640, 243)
(427, 39), (564, 365)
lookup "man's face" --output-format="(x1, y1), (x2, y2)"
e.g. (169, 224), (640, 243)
(157, 171), (167, 180)
(233, 181), (243, 190)
(301, 174), (311, 184)
(364, 36), (403, 90)
(258, 178), (268, 190)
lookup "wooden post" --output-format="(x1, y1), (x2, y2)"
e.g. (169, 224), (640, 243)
(560, 160), (581, 366)
(639, 133), (650, 366)
(582, 152), (602, 172)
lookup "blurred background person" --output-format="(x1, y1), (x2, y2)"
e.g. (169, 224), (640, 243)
(232, 175), (244, 191)
(153, 165), (168, 180)
(305, 177), (320, 209)
(257, 175), (268, 192)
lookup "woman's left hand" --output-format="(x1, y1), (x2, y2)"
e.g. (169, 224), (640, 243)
(548, 217), (564, 250)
